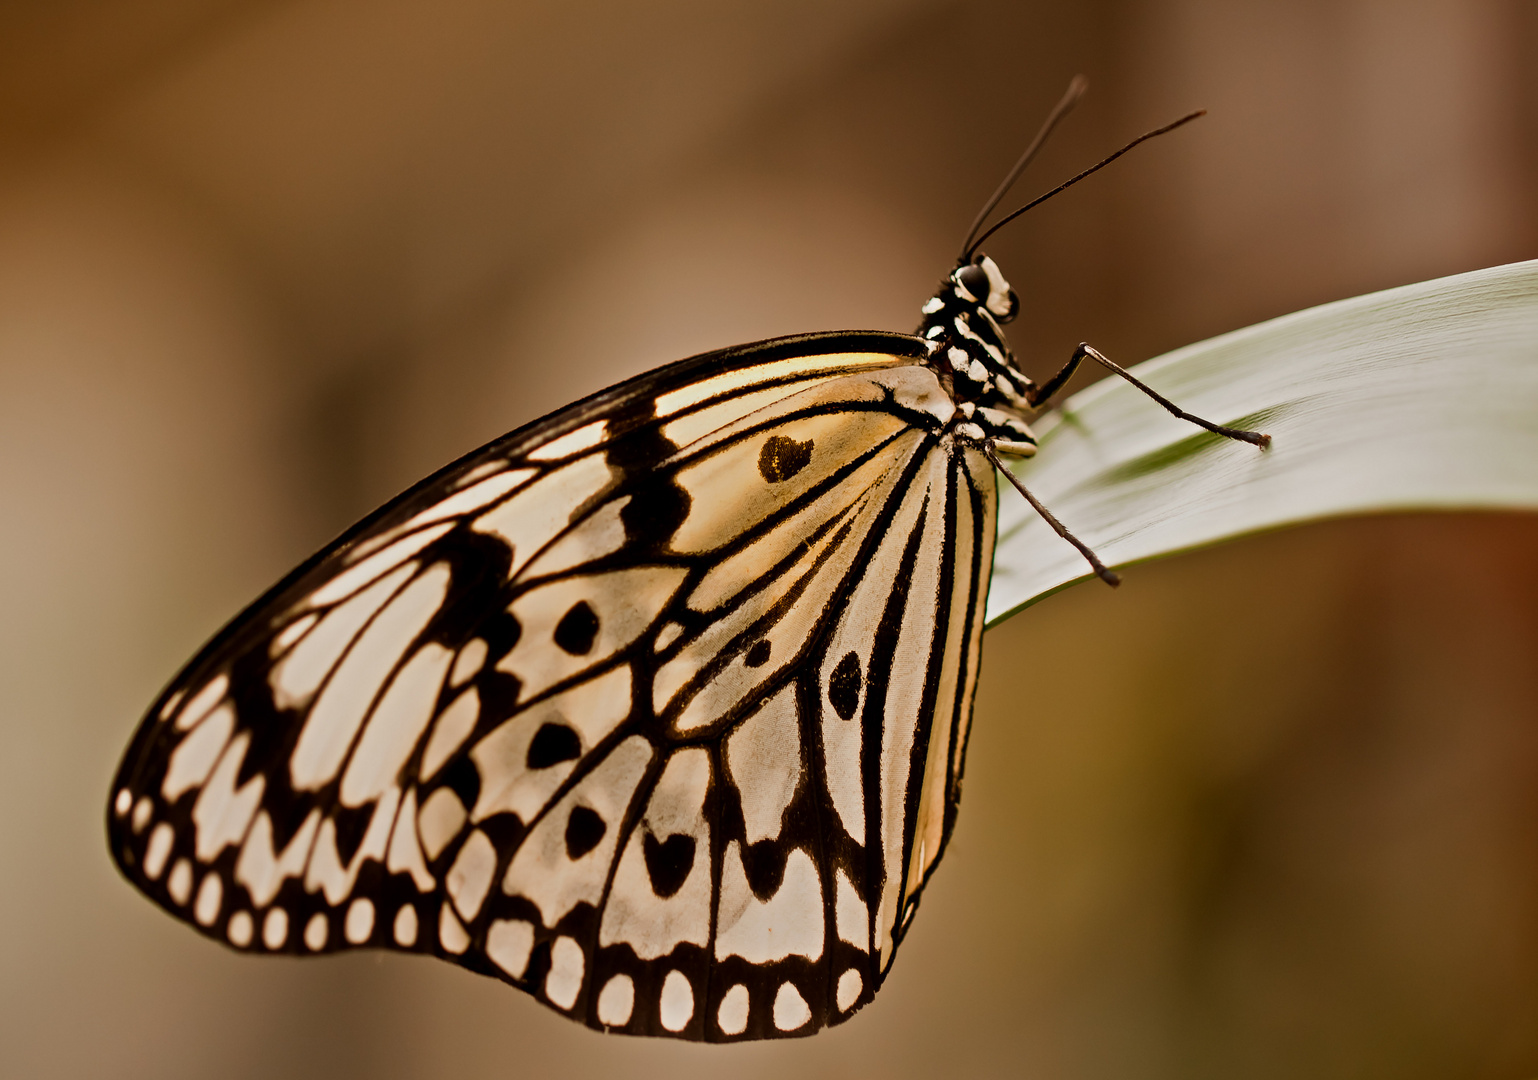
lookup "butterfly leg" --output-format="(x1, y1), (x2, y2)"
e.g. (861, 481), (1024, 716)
(1028, 343), (1272, 449)
(982, 441), (1121, 587)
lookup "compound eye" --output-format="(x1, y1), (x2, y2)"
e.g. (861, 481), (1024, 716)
(955, 263), (991, 303)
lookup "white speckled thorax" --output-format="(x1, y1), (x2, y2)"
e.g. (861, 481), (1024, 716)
(916, 254), (1039, 454)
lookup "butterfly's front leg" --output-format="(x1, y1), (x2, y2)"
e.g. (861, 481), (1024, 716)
(1028, 343), (1272, 449)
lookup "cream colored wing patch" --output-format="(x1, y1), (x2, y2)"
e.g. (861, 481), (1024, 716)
(107, 334), (993, 1046)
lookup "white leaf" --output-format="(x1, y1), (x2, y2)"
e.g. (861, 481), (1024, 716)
(987, 259), (1538, 626)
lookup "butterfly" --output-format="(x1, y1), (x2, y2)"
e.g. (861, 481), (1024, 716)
(106, 81), (1267, 1042)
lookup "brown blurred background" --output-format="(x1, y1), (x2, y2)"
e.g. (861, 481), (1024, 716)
(3, 1), (1537, 1077)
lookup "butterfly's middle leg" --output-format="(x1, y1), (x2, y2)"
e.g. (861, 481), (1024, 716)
(985, 341), (1270, 587)
(982, 441), (1120, 587)
(1029, 342), (1272, 448)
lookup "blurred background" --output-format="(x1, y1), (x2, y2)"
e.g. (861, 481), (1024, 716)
(3, 1), (1537, 1077)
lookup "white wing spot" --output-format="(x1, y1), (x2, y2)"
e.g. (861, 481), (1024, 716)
(393, 467), (535, 537)
(446, 829), (496, 921)
(263, 908), (289, 949)
(421, 688), (479, 782)
(340, 643), (453, 806)
(725, 685), (801, 843)
(167, 859), (193, 905)
(599, 747), (712, 959)
(501, 735), (652, 927)
(527, 419), (607, 461)
(304, 789), (399, 906)
(271, 564), (412, 709)
(131, 796), (153, 834)
(835, 868), (868, 950)
(345, 898), (375, 943)
(194, 873), (222, 926)
(227, 910), (253, 948)
(386, 789), (435, 891)
(654, 622), (683, 652)
(173, 675), (228, 731)
(836, 968), (863, 1012)
(452, 459), (506, 488)
(237, 810), (320, 907)
(717, 984), (749, 1035)
(193, 733), (264, 862)
(439, 904), (469, 954)
(520, 497), (631, 579)
(309, 523), (452, 608)
(158, 688), (186, 721)
(162, 703), (234, 801)
(305, 912), (328, 951)
(486, 919), (534, 978)
(393, 904), (418, 946)
(545, 936), (584, 1009)
(498, 567), (685, 704)
(471, 665), (631, 824)
(418, 787), (467, 861)
(144, 823), (173, 879)
(291, 564), (451, 792)
(113, 789), (131, 817)
(472, 454), (613, 581)
(659, 970), (694, 1032)
(270, 612), (318, 655)
(715, 845), (824, 963)
(596, 974), (634, 1027)
(773, 982), (811, 1031)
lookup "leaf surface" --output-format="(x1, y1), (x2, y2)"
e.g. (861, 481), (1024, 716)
(987, 259), (1538, 625)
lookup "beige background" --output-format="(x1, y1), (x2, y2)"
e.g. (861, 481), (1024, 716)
(2, 1), (1537, 1077)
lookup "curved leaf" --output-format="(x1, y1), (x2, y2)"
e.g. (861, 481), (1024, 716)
(987, 258), (1538, 625)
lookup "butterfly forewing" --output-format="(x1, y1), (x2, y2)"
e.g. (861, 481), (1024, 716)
(107, 330), (998, 1041)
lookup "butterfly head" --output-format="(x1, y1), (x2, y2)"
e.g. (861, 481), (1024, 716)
(917, 254), (1038, 451)
(952, 255), (1019, 323)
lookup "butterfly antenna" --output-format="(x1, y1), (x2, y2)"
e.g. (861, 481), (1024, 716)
(958, 75), (1089, 260)
(963, 109), (1206, 261)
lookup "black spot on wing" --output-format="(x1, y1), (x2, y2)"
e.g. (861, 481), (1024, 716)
(429, 530), (518, 643)
(553, 601), (599, 655)
(742, 839), (787, 900)
(441, 755), (481, 815)
(565, 805), (607, 859)
(621, 482), (690, 549)
(828, 651), (861, 721)
(480, 610), (523, 663)
(643, 832), (697, 898)
(744, 640), (771, 668)
(526, 722), (581, 769)
(331, 802), (373, 865)
(609, 418), (690, 551)
(758, 435), (814, 483)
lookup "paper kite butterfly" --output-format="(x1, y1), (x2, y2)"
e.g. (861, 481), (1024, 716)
(107, 81), (1267, 1041)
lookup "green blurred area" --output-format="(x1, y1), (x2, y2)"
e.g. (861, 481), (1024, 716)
(1, 1), (1536, 1077)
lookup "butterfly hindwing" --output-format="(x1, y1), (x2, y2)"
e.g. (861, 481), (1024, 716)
(107, 330), (998, 1040)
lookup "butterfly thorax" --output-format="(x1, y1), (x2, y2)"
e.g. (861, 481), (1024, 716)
(916, 254), (1039, 455)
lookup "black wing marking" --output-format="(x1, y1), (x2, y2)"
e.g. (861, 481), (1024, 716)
(107, 330), (997, 1040)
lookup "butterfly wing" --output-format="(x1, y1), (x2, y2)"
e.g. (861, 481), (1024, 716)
(107, 330), (996, 1041)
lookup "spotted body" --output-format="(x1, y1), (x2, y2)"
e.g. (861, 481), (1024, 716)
(108, 256), (1053, 1041)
